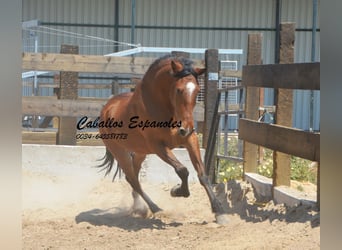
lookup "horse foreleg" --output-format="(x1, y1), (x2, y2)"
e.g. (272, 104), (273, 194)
(156, 146), (190, 197)
(185, 134), (229, 224)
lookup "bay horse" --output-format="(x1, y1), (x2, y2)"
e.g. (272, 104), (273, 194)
(97, 54), (228, 224)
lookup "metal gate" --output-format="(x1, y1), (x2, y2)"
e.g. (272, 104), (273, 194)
(205, 60), (244, 183)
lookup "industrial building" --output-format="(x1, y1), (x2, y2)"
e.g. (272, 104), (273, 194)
(22, 0), (320, 131)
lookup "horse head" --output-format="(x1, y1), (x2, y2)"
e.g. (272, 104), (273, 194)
(170, 59), (205, 137)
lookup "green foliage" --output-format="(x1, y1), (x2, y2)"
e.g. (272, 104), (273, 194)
(257, 149), (273, 178)
(215, 140), (317, 184)
(256, 148), (317, 184)
(216, 136), (243, 182)
(217, 160), (243, 182)
(290, 156), (317, 183)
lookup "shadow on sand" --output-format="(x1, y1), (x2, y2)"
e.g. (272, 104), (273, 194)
(76, 180), (319, 230)
(75, 207), (182, 231)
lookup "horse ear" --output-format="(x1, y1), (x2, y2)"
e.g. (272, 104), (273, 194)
(171, 60), (184, 74)
(194, 68), (206, 76)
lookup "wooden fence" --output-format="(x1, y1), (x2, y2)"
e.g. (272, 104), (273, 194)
(239, 24), (320, 205)
(203, 23), (320, 206)
(22, 46), (240, 146)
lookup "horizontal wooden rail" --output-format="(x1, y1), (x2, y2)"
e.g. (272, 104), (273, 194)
(22, 82), (136, 89)
(22, 131), (57, 145)
(242, 62), (320, 90)
(238, 118), (320, 162)
(22, 130), (104, 146)
(22, 52), (205, 74)
(22, 96), (107, 117)
(22, 52), (155, 74)
(22, 96), (205, 121)
(219, 69), (242, 78)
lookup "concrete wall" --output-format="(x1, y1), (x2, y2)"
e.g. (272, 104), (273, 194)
(22, 144), (204, 184)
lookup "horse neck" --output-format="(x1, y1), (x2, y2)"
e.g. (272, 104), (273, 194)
(139, 69), (175, 120)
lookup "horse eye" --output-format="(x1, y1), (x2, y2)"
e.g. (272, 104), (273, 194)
(176, 88), (183, 94)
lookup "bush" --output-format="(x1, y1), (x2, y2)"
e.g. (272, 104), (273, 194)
(216, 144), (317, 184)
(217, 159), (243, 182)
(257, 148), (317, 184)
(290, 156), (317, 183)
(257, 149), (273, 178)
(206, 132), (317, 184)
(216, 136), (243, 182)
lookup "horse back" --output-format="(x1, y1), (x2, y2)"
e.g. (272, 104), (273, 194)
(101, 92), (133, 116)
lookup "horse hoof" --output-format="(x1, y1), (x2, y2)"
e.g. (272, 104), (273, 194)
(130, 205), (149, 218)
(170, 185), (180, 197)
(170, 184), (190, 197)
(150, 205), (162, 214)
(215, 213), (229, 225)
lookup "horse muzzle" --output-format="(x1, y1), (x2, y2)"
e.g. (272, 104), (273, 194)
(178, 127), (195, 137)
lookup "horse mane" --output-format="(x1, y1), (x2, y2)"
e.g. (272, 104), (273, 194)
(145, 54), (199, 79)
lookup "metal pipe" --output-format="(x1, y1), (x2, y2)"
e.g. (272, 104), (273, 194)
(32, 31), (39, 129)
(33, 33), (38, 96)
(131, 0), (136, 45)
(274, 0), (282, 64)
(310, 0), (318, 132)
(106, 47), (243, 57)
(311, 0), (318, 62)
(40, 21), (320, 32)
(114, 0), (119, 52)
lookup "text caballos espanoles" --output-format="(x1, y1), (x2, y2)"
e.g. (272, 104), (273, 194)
(77, 116), (182, 131)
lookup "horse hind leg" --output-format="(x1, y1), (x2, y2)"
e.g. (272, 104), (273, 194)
(130, 153), (152, 217)
(126, 175), (162, 215)
(115, 151), (162, 215)
(130, 190), (149, 218)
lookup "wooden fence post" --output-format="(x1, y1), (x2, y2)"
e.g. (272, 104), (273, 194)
(56, 44), (79, 145)
(317, 162), (320, 209)
(111, 81), (119, 95)
(203, 49), (219, 148)
(243, 33), (263, 175)
(272, 23), (295, 187)
(203, 49), (219, 181)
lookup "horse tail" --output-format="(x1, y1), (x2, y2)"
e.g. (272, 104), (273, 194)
(95, 149), (122, 181)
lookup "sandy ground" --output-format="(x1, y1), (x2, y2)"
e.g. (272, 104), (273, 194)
(22, 169), (320, 250)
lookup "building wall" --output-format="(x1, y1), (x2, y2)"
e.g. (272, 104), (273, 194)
(22, 0), (320, 131)
(22, 0), (320, 62)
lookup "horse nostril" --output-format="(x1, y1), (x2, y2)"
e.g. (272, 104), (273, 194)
(179, 127), (187, 136)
